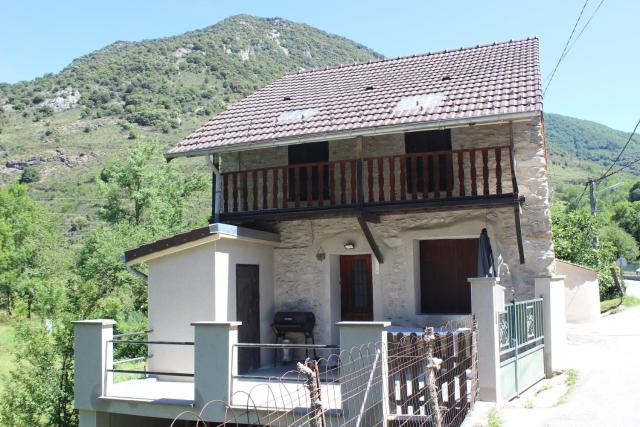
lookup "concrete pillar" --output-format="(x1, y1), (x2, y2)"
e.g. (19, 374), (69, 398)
(468, 277), (505, 402)
(338, 321), (390, 426)
(73, 319), (115, 412)
(192, 321), (241, 420)
(535, 276), (567, 377)
(78, 410), (110, 427)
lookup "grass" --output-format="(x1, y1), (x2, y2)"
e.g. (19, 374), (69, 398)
(600, 295), (640, 313)
(556, 368), (579, 405)
(0, 320), (17, 393)
(113, 359), (148, 384)
(487, 408), (502, 427)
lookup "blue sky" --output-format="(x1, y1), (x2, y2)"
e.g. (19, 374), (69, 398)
(1, 0), (638, 131)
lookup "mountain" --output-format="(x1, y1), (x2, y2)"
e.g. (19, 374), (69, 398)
(0, 15), (381, 236)
(0, 15), (636, 236)
(545, 113), (640, 186)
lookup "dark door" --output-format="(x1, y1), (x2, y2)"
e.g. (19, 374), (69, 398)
(236, 264), (260, 374)
(288, 141), (329, 201)
(340, 255), (373, 321)
(405, 129), (453, 193)
(419, 238), (478, 314)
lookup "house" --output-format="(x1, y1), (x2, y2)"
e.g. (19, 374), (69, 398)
(74, 38), (566, 426)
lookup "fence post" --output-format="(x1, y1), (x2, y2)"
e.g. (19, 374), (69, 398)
(73, 319), (115, 427)
(535, 276), (567, 377)
(468, 277), (505, 402)
(338, 321), (390, 426)
(425, 327), (443, 427)
(298, 359), (325, 427)
(192, 321), (241, 420)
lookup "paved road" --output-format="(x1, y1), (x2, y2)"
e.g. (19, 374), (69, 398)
(502, 292), (640, 426)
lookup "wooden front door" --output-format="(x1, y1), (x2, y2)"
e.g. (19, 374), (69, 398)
(236, 264), (260, 374)
(419, 238), (478, 314)
(340, 255), (373, 321)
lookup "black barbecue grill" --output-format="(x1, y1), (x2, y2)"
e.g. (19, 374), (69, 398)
(272, 311), (316, 363)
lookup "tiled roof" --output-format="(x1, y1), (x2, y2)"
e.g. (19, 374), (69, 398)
(167, 38), (541, 157)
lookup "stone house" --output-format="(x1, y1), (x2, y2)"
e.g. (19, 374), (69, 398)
(73, 38), (563, 426)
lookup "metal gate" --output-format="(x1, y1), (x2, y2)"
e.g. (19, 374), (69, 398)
(499, 298), (545, 400)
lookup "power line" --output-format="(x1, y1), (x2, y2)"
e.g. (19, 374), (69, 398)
(543, 0), (590, 95)
(568, 182), (589, 208)
(563, 0), (606, 59)
(596, 116), (640, 181)
(599, 152), (640, 181)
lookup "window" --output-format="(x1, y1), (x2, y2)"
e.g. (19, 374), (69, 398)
(405, 130), (452, 193)
(288, 141), (329, 201)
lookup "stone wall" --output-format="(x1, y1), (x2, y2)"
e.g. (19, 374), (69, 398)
(265, 117), (555, 344)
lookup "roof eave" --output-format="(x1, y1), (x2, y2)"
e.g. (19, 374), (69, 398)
(165, 110), (541, 159)
(124, 223), (280, 265)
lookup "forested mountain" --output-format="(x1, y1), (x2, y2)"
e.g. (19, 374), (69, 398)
(0, 15), (380, 235)
(545, 113), (640, 186)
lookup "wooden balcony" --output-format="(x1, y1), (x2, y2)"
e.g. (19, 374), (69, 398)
(219, 145), (519, 221)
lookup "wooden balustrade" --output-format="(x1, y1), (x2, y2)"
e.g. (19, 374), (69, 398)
(221, 145), (513, 215)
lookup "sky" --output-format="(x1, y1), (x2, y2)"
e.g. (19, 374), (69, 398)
(1, 0), (638, 132)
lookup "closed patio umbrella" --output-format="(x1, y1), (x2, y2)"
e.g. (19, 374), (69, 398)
(477, 228), (496, 277)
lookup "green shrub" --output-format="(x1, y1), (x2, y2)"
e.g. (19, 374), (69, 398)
(19, 166), (41, 184)
(31, 94), (45, 104)
(37, 105), (54, 117)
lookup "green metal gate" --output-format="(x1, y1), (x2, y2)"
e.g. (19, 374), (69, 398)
(499, 298), (545, 400)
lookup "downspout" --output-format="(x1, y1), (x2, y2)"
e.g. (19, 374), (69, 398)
(121, 255), (148, 281)
(205, 154), (222, 224)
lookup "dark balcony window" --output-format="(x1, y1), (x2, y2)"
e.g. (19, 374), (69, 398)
(405, 129), (452, 193)
(288, 141), (330, 201)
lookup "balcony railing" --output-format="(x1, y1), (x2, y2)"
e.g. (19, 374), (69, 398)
(220, 145), (515, 217)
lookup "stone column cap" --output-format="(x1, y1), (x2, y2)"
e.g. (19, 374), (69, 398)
(191, 321), (242, 328)
(72, 319), (116, 326)
(337, 321), (391, 328)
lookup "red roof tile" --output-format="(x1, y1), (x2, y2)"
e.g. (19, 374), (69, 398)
(167, 38), (541, 157)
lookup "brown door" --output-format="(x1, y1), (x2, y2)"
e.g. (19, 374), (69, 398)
(236, 264), (260, 374)
(419, 238), (478, 314)
(340, 255), (373, 321)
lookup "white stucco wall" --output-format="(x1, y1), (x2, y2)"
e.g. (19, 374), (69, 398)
(146, 236), (276, 376)
(147, 243), (216, 376)
(556, 260), (600, 323)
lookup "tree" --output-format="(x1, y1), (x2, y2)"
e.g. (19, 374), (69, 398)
(599, 224), (639, 261)
(98, 140), (206, 233)
(629, 181), (640, 202)
(611, 201), (640, 242)
(551, 207), (619, 298)
(0, 183), (62, 317)
(0, 144), (208, 426)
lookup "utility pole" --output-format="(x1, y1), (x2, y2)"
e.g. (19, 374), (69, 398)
(588, 179), (597, 248)
(588, 178), (597, 217)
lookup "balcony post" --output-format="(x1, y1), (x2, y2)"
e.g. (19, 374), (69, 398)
(468, 277), (505, 402)
(72, 319), (115, 422)
(338, 321), (391, 425)
(192, 321), (241, 420)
